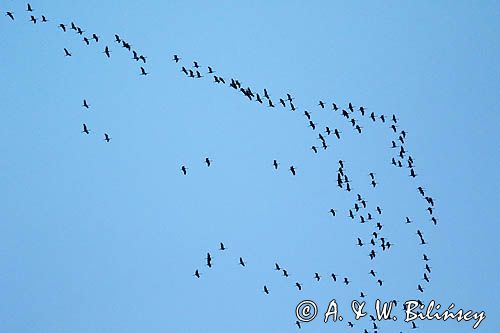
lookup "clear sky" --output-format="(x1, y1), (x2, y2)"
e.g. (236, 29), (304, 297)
(0, 1), (498, 332)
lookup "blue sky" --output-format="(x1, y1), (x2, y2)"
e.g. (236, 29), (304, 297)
(0, 1), (498, 332)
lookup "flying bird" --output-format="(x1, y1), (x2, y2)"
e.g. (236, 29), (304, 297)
(273, 159), (279, 170)
(82, 124), (90, 134)
(103, 46), (111, 58)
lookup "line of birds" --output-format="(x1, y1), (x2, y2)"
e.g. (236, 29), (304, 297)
(4, 3), (149, 75)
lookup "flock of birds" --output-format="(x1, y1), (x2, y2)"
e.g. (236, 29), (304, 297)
(3, 3), (440, 332)
(176, 54), (439, 332)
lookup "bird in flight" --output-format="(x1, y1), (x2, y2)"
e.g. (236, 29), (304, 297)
(239, 257), (246, 267)
(27, 3), (33, 12)
(194, 270), (200, 278)
(82, 124), (90, 134)
(263, 286), (269, 294)
(6, 12), (15, 20)
(140, 67), (148, 76)
(289, 166), (296, 176)
(206, 253), (212, 268)
(104, 133), (111, 143)
(273, 159), (279, 170)
(64, 48), (72, 57)
(205, 157), (211, 167)
(181, 165), (188, 175)
(82, 99), (90, 108)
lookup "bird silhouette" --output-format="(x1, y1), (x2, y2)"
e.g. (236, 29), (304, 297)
(273, 159), (279, 170)
(82, 124), (90, 134)
(103, 46), (111, 58)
